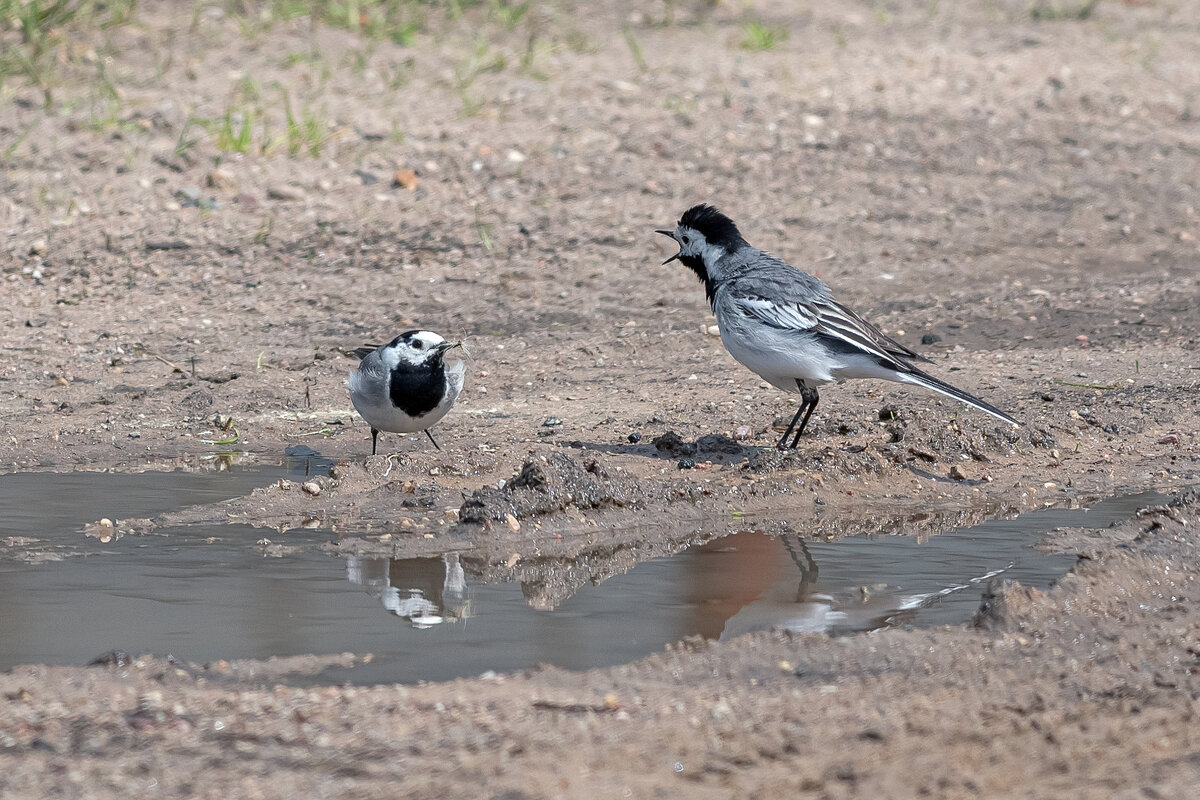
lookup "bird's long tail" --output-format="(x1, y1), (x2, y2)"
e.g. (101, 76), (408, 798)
(897, 368), (1019, 427)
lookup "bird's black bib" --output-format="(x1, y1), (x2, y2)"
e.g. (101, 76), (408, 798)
(389, 358), (445, 418)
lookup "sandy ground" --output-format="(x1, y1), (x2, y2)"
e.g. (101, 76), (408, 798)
(2, 0), (1199, 796)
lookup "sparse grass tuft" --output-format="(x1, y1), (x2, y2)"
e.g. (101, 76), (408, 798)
(739, 20), (788, 52)
(622, 26), (647, 72)
(1030, 1), (1101, 21)
(278, 89), (327, 156)
(0, 0), (138, 106)
(263, 0), (425, 43)
(453, 35), (506, 116)
(216, 108), (255, 153)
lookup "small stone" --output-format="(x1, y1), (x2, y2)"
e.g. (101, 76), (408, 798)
(301, 481), (321, 496)
(921, 333), (941, 345)
(504, 552), (520, 567)
(175, 186), (202, 207)
(353, 169), (379, 185)
(29, 239), (48, 256)
(206, 168), (237, 191)
(54, 376), (69, 387)
(705, 325), (721, 337)
(1040, 393), (1055, 402)
(879, 404), (899, 421)
(506, 149), (526, 163)
(505, 513), (521, 533)
(392, 169), (419, 190)
(267, 184), (306, 201)
(627, 432), (641, 444)
(1161, 434), (1180, 445)
(948, 465), (966, 480)
(677, 457), (695, 470)
(542, 416), (563, 427)
(733, 425), (753, 441)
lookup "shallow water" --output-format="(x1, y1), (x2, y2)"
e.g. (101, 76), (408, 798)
(0, 466), (1163, 684)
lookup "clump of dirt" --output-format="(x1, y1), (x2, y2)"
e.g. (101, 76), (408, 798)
(458, 450), (643, 524)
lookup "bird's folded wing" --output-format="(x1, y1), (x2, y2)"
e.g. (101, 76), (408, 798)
(732, 295), (921, 366)
(732, 296), (820, 330)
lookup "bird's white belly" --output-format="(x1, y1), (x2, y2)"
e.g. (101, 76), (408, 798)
(350, 392), (454, 433)
(719, 325), (835, 392)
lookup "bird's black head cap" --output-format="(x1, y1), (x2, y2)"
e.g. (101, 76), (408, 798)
(679, 204), (746, 250)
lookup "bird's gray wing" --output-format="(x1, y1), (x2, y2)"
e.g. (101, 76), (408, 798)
(813, 299), (925, 363)
(354, 350), (389, 381)
(728, 289), (924, 368)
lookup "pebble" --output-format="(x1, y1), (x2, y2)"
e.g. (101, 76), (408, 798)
(542, 416), (563, 427)
(677, 457), (695, 470)
(301, 481), (321, 496)
(1161, 434), (1180, 445)
(392, 169), (419, 190)
(921, 333), (941, 345)
(267, 184), (306, 201)
(949, 465), (966, 480)
(206, 168), (237, 191)
(29, 239), (48, 256)
(705, 325), (721, 337)
(627, 432), (641, 444)
(505, 513), (521, 533)
(733, 425), (753, 441)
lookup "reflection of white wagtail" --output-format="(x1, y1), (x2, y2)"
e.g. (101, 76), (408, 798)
(348, 330), (465, 454)
(657, 204), (1018, 449)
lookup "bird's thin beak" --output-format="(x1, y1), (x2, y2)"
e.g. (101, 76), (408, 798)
(439, 340), (469, 358)
(656, 230), (680, 264)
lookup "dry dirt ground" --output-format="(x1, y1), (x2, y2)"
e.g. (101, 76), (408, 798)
(2, 0), (1199, 796)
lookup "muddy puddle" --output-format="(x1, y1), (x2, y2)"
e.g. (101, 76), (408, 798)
(0, 448), (333, 558)
(0, 460), (1163, 684)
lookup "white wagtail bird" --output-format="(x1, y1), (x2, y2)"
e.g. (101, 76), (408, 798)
(657, 204), (1018, 449)
(347, 330), (465, 454)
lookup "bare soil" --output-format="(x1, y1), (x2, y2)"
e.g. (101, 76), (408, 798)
(2, 1), (1199, 796)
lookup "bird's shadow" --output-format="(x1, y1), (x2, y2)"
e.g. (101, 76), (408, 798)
(551, 431), (757, 466)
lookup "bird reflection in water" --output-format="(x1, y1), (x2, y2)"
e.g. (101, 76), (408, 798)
(346, 552), (471, 628)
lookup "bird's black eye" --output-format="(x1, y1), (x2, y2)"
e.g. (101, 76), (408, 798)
(681, 235), (690, 245)
(413, 340), (424, 350)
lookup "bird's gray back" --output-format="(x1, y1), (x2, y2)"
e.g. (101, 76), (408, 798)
(716, 247), (834, 304)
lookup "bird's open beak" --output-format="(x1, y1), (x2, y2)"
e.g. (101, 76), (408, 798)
(656, 229), (680, 264)
(438, 340), (469, 358)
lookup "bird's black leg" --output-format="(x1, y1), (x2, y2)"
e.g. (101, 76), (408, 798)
(425, 429), (442, 451)
(777, 400), (810, 450)
(788, 383), (821, 448)
(371, 428), (380, 456)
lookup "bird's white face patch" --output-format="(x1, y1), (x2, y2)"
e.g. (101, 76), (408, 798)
(672, 225), (729, 276)
(381, 330), (447, 368)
